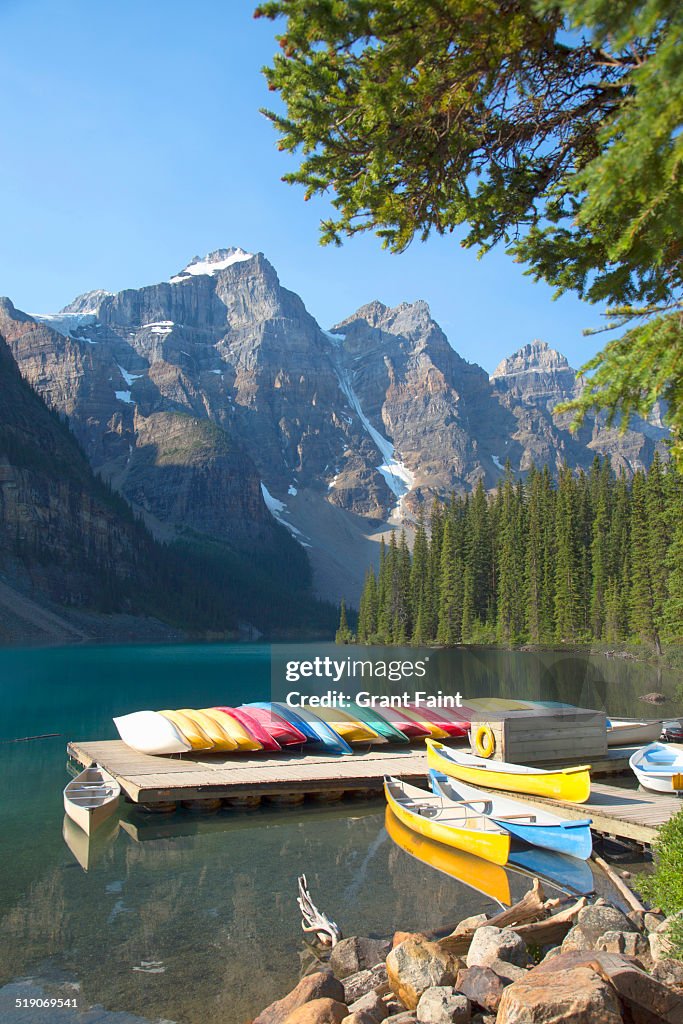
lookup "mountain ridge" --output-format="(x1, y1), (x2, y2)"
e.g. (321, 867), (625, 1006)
(4, 248), (669, 604)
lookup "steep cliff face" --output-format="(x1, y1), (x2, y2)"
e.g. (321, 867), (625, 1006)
(0, 326), (156, 609)
(7, 249), (669, 605)
(490, 339), (667, 474)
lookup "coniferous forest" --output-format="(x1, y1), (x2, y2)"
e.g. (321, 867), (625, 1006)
(343, 455), (683, 652)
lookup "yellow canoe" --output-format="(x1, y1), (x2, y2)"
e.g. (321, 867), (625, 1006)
(201, 708), (263, 751)
(398, 706), (449, 740)
(384, 776), (510, 866)
(427, 739), (591, 804)
(179, 709), (238, 751)
(313, 706), (384, 743)
(385, 807), (512, 906)
(158, 709), (214, 750)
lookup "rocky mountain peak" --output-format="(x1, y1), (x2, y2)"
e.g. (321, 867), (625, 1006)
(170, 247), (255, 284)
(491, 340), (572, 379)
(60, 290), (113, 315)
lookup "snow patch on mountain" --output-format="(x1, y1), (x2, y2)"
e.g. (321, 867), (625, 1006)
(333, 360), (414, 504)
(117, 364), (144, 387)
(30, 312), (96, 337)
(170, 248), (254, 283)
(260, 483), (311, 547)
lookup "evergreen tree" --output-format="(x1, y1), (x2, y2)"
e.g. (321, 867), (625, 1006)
(336, 598), (352, 644)
(630, 471), (662, 653)
(437, 517), (463, 645)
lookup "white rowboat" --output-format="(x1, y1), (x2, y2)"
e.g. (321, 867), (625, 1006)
(629, 743), (683, 794)
(64, 764), (121, 835)
(606, 718), (663, 747)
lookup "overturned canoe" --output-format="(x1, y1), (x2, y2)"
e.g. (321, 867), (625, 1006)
(313, 705), (384, 744)
(406, 703), (470, 739)
(429, 770), (593, 859)
(210, 708), (264, 751)
(373, 705), (431, 739)
(113, 710), (191, 755)
(179, 709), (238, 751)
(248, 701), (353, 755)
(237, 704), (306, 747)
(158, 709), (214, 751)
(426, 739), (591, 804)
(384, 775), (510, 866)
(350, 703), (410, 744)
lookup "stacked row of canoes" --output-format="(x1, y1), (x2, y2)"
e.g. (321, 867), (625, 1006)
(113, 700), (473, 756)
(384, 738), (594, 868)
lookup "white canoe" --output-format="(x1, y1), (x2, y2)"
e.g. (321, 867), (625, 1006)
(64, 764), (121, 835)
(607, 718), (663, 747)
(630, 742), (683, 794)
(113, 710), (192, 755)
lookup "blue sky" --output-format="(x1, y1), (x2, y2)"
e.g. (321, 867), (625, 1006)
(0, 0), (604, 373)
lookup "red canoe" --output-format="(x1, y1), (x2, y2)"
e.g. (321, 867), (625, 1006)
(239, 704), (307, 748)
(214, 706), (281, 752)
(406, 702), (469, 739)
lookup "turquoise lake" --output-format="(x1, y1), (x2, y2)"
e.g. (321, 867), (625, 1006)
(0, 643), (682, 1024)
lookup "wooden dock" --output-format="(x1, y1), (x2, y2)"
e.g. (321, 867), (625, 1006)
(66, 740), (681, 845)
(67, 740), (429, 804)
(495, 783), (682, 846)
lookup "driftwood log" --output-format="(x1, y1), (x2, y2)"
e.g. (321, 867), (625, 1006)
(297, 874), (342, 947)
(438, 880), (587, 958)
(591, 854), (646, 913)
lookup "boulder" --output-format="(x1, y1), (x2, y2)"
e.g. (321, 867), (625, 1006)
(383, 1014), (416, 1024)
(644, 912), (666, 933)
(537, 947), (564, 967)
(342, 1013), (379, 1024)
(393, 932), (426, 948)
(651, 959), (683, 990)
(283, 999), (349, 1024)
(343, 965), (389, 1004)
(454, 968), (504, 1014)
(451, 915), (487, 937)
(496, 962), (622, 1024)
(386, 938), (462, 1011)
(531, 950), (683, 1024)
(348, 989), (389, 1021)
(332, 938), (391, 979)
(648, 913), (683, 963)
(256, 972), (346, 1024)
(561, 904), (636, 953)
(465, 927), (527, 969)
(595, 930), (651, 961)
(416, 987), (471, 1024)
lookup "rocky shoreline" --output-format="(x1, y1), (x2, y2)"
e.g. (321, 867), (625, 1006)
(252, 886), (683, 1024)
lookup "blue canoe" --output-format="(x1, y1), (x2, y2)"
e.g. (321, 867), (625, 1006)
(247, 701), (353, 755)
(510, 846), (595, 896)
(429, 769), (593, 860)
